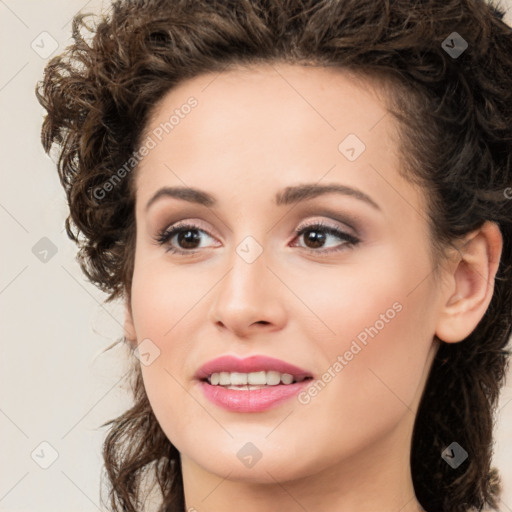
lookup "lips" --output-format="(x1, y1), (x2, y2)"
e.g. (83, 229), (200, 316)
(195, 355), (315, 412)
(194, 355), (314, 381)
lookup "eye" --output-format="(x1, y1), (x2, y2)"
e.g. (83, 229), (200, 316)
(153, 220), (360, 256)
(153, 222), (218, 255)
(292, 221), (359, 255)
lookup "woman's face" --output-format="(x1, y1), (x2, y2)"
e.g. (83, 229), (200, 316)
(126, 63), (445, 484)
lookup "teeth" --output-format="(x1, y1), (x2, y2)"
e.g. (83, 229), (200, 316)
(248, 371), (266, 385)
(281, 373), (293, 385)
(206, 371), (303, 386)
(231, 372), (248, 385)
(219, 372), (230, 385)
(266, 371), (281, 386)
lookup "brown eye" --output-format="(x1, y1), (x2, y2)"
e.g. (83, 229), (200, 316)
(154, 222), (218, 255)
(294, 222), (359, 254)
(174, 229), (202, 249)
(301, 228), (327, 249)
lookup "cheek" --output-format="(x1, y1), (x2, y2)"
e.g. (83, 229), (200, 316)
(128, 256), (237, 449)
(299, 299), (434, 462)
(129, 255), (209, 337)
(293, 250), (438, 446)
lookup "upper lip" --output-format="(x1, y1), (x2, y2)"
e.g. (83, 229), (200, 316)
(195, 355), (313, 381)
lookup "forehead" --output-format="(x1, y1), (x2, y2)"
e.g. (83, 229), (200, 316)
(133, 63), (426, 223)
(140, 63), (390, 152)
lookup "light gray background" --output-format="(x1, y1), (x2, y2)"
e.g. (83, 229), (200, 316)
(1, 1), (511, 511)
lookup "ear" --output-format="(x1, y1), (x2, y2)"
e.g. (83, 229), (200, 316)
(435, 221), (502, 343)
(124, 299), (137, 348)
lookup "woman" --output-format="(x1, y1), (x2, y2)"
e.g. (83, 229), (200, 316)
(36, 0), (512, 511)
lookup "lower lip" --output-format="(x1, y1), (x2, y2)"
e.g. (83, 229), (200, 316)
(198, 379), (312, 412)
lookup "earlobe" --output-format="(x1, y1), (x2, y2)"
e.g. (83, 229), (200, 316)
(435, 221), (502, 343)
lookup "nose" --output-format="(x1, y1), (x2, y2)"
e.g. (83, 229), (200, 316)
(207, 246), (287, 338)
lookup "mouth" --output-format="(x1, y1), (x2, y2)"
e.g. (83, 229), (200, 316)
(195, 355), (314, 412)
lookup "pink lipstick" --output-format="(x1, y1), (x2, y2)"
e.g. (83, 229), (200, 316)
(195, 355), (314, 412)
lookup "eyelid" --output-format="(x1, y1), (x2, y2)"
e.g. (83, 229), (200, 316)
(159, 219), (219, 241)
(158, 214), (356, 239)
(295, 217), (356, 237)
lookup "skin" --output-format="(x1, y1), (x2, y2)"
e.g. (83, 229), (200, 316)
(123, 63), (502, 512)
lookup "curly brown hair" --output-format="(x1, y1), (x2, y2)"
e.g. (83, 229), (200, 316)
(36, 0), (512, 511)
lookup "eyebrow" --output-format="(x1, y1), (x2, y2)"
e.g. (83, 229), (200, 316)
(145, 183), (380, 212)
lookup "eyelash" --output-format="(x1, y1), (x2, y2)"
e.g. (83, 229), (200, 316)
(153, 221), (360, 256)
